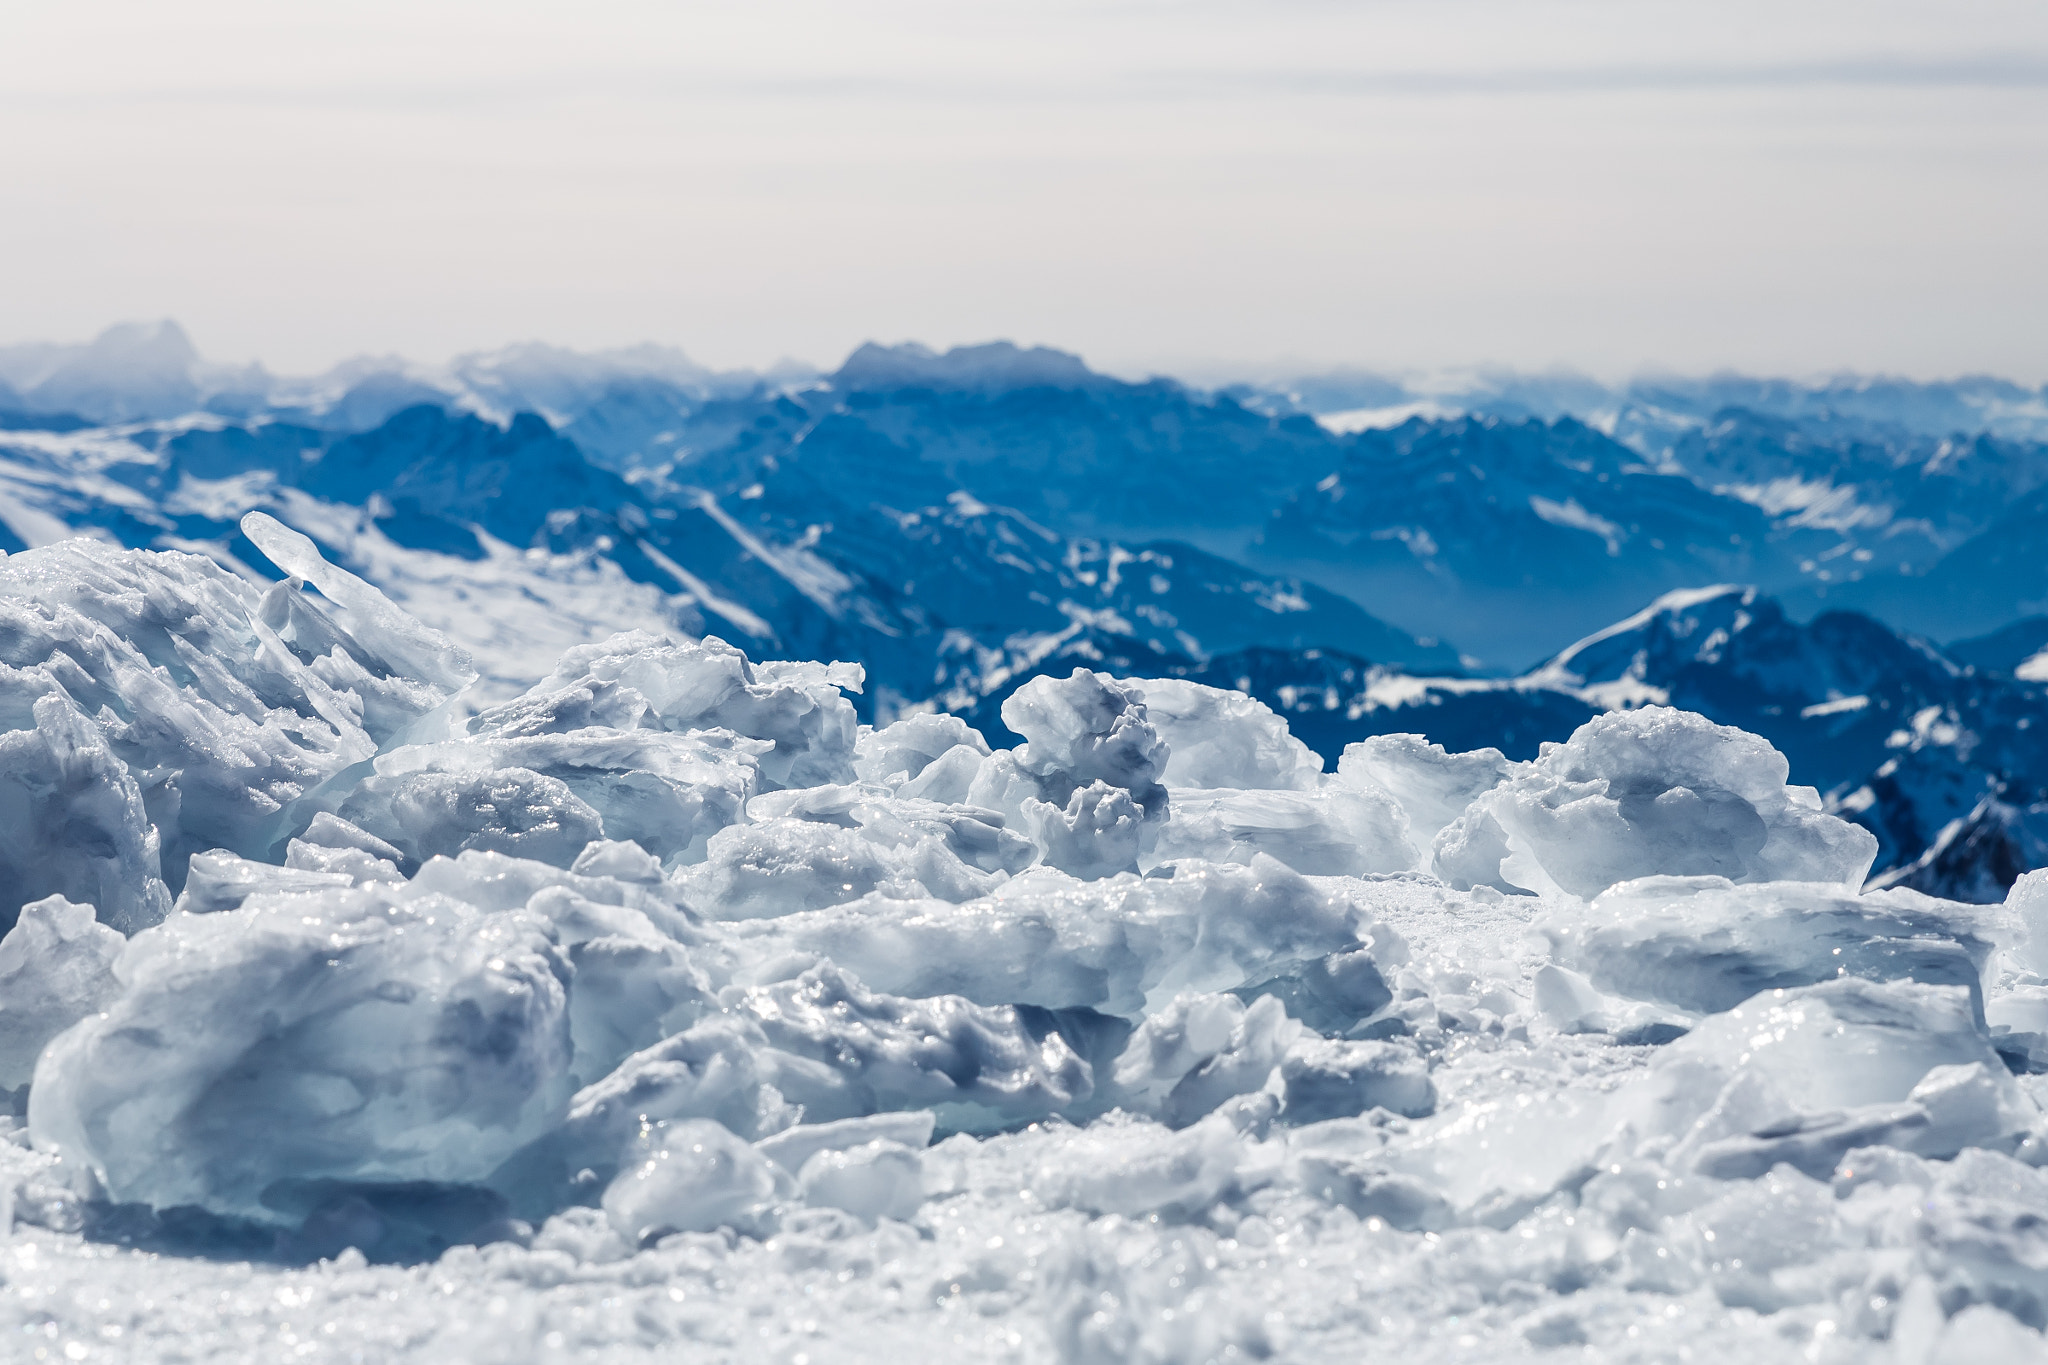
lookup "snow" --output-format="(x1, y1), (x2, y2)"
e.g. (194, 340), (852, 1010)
(0, 898), (123, 1091)
(6, 524), (2048, 1362)
(1434, 706), (1879, 898)
(1313, 400), (1460, 433)
(1527, 494), (1625, 555)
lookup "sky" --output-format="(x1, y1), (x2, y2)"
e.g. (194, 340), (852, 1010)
(1, 0), (2044, 381)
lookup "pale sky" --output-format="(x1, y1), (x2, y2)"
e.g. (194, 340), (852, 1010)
(2, 0), (2044, 380)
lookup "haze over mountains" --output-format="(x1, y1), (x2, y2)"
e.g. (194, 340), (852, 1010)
(2, 320), (2046, 901)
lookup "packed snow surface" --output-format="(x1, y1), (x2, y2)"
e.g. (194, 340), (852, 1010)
(5, 521), (2048, 1363)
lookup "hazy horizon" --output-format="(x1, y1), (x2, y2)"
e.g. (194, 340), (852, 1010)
(5, 317), (2046, 394)
(4, 1), (2044, 381)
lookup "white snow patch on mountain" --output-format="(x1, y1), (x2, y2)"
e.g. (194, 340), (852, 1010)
(1314, 399), (1459, 434)
(1527, 494), (1625, 555)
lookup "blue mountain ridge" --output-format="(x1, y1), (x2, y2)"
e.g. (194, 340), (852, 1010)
(2, 332), (2045, 900)
(7, 398), (1454, 705)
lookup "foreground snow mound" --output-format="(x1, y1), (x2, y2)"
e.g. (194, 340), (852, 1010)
(473, 631), (860, 790)
(1434, 705), (1881, 897)
(0, 896), (123, 1090)
(0, 517), (477, 928)
(30, 881), (576, 1220)
(10, 530), (2048, 1361)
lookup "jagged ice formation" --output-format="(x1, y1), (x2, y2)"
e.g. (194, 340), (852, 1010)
(3, 519), (2048, 1363)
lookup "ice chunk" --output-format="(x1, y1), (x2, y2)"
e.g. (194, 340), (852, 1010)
(2011, 869), (2048, 975)
(1234, 943), (1398, 1037)
(401, 851), (701, 949)
(175, 849), (356, 913)
(968, 674), (1174, 876)
(1025, 779), (1144, 879)
(1832, 1148), (2048, 1335)
(1111, 996), (1432, 1131)
(339, 761), (605, 870)
(963, 749), (1049, 832)
(284, 824), (407, 886)
(543, 908), (710, 1085)
(846, 797), (1035, 877)
(1147, 784), (1414, 877)
(30, 883), (575, 1220)
(1659, 978), (2001, 1119)
(539, 959), (1097, 1192)
(1286, 1123), (1453, 1231)
(745, 781), (868, 826)
(1382, 1073), (1627, 1227)
(1688, 1060), (2038, 1181)
(1278, 1037), (1436, 1123)
(1433, 707), (1879, 898)
(683, 818), (901, 918)
(570, 838), (666, 884)
(853, 713), (988, 787)
(241, 511), (478, 697)
(1002, 668), (1168, 815)
(1336, 733), (1510, 854)
(1132, 678), (1322, 791)
(1909, 1062), (2040, 1157)
(537, 1017), (798, 1198)
(1026, 1111), (1244, 1218)
(730, 855), (1358, 1018)
(723, 962), (1096, 1130)
(895, 743), (985, 804)
(1527, 962), (1687, 1043)
(1552, 875), (1997, 1020)
(755, 1112), (937, 1175)
(1681, 1166), (1847, 1310)
(796, 1139), (924, 1222)
(293, 811), (406, 862)
(1637, 978), (2027, 1179)
(682, 794), (1037, 914)
(1990, 986), (2048, 1071)
(471, 631), (857, 790)
(601, 1119), (784, 1243)
(0, 896), (124, 1090)
(0, 689), (170, 932)
(1530, 962), (1609, 1033)
(1113, 993), (1299, 1125)
(341, 728), (761, 870)
(281, 845), (406, 887)
(472, 729), (763, 866)
(2, 530), (471, 906)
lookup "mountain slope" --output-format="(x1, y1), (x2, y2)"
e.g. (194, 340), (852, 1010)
(0, 402), (1451, 716)
(1253, 417), (1818, 666)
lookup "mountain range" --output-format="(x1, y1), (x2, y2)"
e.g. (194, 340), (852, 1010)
(2, 321), (2045, 901)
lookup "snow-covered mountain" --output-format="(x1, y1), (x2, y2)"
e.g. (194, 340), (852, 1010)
(0, 398), (1454, 717)
(3, 323), (2044, 898)
(1269, 365), (2048, 447)
(8, 326), (2046, 668)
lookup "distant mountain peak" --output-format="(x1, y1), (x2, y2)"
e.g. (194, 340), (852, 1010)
(84, 318), (200, 364)
(16, 319), (211, 424)
(832, 340), (1105, 394)
(1537, 584), (1759, 682)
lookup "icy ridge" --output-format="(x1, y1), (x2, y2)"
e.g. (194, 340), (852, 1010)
(2, 523), (2047, 1362)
